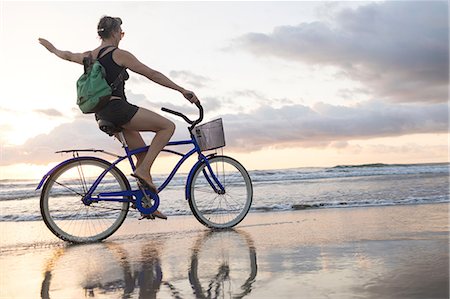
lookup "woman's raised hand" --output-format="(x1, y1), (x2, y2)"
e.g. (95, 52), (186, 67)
(38, 38), (56, 53)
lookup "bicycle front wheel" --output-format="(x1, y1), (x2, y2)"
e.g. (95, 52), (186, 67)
(40, 157), (130, 243)
(188, 156), (253, 229)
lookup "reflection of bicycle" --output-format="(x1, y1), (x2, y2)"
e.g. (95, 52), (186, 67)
(37, 103), (253, 243)
(40, 242), (165, 299)
(40, 230), (257, 298)
(40, 243), (133, 299)
(189, 230), (258, 299)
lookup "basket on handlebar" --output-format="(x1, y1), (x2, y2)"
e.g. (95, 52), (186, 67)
(192, 118), (225, 151)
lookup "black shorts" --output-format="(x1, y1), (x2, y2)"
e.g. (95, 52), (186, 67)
(95, 98), (139, 127)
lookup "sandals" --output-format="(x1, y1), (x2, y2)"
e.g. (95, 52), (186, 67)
(138, 210), (167, 220)
(152, 210), (167, 220)
(131, 204), (166, 220)
(131, 173), (167, 220)
(130, 173), (158, 194)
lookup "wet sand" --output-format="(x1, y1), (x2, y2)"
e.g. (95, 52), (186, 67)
(1, 203), (449, 299)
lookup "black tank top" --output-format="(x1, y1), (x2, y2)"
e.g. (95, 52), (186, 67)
(98, 47), (129, 99)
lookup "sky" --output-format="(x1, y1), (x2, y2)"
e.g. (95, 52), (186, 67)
(0, 1), (448, 180)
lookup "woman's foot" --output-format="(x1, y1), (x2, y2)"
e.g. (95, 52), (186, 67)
(139, 210), (168, 220)
(152, 210), (167, 220)
(131, 169), (166, 220)
(131, 172), (158, 194)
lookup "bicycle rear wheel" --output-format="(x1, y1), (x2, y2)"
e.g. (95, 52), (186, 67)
(188, 155), (253, 229)
(40, 157), (130, 243)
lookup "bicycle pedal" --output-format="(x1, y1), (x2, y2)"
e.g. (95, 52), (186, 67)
(137, 184), (154, 203)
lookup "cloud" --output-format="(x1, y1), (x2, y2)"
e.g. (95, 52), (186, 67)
(0, 107), (14, 113)
(221, 101), (448, 151)
(169, 70), (211, 88)
(199, 97), (222, 112)
(127, 69), (211, 89)
(0, 90), (448, 166)
(231, 90), (295, 107)
(235, 1), (449, 103)
(1, 117), (115, 166)
(1, 98), (447, 165)
(0, 109), (193, 166)
(33, 109), (64, 117)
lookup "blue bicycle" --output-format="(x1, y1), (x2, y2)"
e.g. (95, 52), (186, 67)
(37, 104), (253, 243)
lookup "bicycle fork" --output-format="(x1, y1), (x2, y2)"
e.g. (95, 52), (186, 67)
(202, 158), (226, 195)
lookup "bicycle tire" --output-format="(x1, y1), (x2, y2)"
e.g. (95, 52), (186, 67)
(188, 155), (253, 229)
(40, 157), (130, 243)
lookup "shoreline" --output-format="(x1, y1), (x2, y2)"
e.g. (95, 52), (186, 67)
(0, 202), (449, 249)
(1, 199), (449, 223)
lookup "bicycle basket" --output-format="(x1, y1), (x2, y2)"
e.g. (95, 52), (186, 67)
(192, 118), (226, 151)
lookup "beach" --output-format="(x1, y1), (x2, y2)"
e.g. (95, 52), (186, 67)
(1, 203), (448, 299)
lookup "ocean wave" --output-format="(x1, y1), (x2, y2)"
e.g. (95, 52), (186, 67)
(331, 162), (448, 169)
(332, 163), (389, 168)
(1, 163), (448, 202)
(249, 163), (449, 184)
(2, 196), (448, 222)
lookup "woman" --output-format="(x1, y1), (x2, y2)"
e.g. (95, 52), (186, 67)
(39, 16), (199, 219)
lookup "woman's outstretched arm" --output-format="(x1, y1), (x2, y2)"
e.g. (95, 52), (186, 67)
(114, 49), (199, 103)
(38, 38), (88, 65)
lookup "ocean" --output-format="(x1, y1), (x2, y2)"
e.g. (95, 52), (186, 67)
(0, 162), (448, 222)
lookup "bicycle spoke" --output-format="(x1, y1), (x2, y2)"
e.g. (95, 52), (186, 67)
(52, 180), (85, 197)
(76, 161), (88, 194)
(195, 188), (217, 194)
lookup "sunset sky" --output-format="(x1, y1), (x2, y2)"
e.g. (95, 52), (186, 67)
(0, 1), (448, 180)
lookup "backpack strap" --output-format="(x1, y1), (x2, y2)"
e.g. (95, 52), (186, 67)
(96, 46), (127, 91)
(83, 45), (115, 73)
(111, 67), (127, 91)
(82, 55), (93, 74)
(97, 46), (114, 59)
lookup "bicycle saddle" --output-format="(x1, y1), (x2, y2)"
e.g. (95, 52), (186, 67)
(97, 119), (122, 136)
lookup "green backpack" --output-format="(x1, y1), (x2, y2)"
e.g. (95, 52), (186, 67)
(76, 46), (126, 114)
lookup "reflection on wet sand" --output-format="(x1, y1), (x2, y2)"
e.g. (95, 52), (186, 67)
(2, 204), (446, 298)
(189, 230), (257, 299)
(40, 229), (257, 298)
(40, 243), (136, 299)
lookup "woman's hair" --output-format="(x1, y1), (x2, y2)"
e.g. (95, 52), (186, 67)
(97, 16), (122, 39)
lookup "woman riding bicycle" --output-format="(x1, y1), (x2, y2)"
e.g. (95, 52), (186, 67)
(38, 16), (200, 219)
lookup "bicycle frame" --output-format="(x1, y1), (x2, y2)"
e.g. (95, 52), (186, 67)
(36, 131), (226, 209)
(126, 136), (226, 195)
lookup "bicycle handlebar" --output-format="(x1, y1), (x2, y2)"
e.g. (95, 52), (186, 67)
(161, 102), (204, 130)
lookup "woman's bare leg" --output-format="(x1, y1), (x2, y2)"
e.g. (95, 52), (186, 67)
(122, 107), (175, 190)
(117, 129), (146, 168)
(117, 127), (168, 219)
